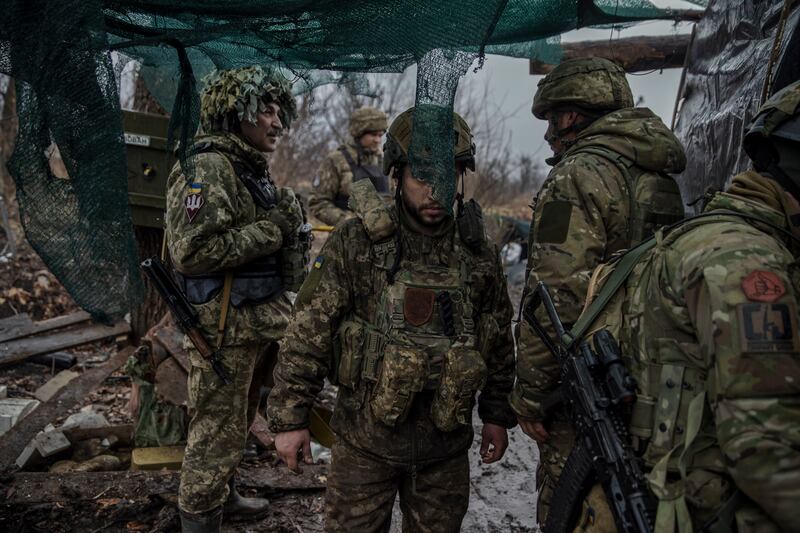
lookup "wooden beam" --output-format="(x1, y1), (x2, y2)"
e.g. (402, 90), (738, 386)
(0, 347), (134, 468)
(529, 33), (692, 74)
(0, 320), (130, 366)
(4, 465), (328, 504)
(0, 311), (92, 344)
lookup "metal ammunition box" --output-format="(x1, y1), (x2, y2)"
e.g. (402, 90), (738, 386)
(124, 110), (175, 229)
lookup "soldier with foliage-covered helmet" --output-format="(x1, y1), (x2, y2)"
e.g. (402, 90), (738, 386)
(165, 65), (308, 532)
(268, 106), (516, 531)
(512, 57), (688, 524)
(308, 106), (391, 226)
(550, 79), (800, 533)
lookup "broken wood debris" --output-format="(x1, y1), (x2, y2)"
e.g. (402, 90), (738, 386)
(0, 318), (130, 367)
(0, 346), (134, 468)
(3, 465), (328, 505)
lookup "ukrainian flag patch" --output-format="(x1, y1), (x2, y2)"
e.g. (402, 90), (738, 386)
(188, 182), (203, 194)
(313, 256), (324, 269)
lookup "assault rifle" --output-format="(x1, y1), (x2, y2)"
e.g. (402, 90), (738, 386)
(523, 281), (656, 533)
(141, 257), (230, 385)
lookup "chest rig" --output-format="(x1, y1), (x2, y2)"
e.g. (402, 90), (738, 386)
(335, 180), (487, 432)
(333, 146), (390, 209)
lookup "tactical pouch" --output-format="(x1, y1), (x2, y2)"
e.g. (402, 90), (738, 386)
(281, 223), (312, 292)
(369, 343), (427, 427)
(431, 337), (487, 432)
(456, 198), (485, 249)
(332, 319), (367, 390)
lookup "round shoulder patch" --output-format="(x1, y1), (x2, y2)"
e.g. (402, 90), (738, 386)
(741, 270), (786, 302)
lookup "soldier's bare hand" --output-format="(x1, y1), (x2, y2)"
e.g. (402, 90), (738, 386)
(275, 429), (313, 472)
(518, 418), (549, 443)
(480, 423), (508, 464)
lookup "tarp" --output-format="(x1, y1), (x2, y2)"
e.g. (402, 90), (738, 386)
(674, 0), (800, 208)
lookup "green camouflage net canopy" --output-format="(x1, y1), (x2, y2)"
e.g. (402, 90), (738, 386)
(0, 0), (690, 320)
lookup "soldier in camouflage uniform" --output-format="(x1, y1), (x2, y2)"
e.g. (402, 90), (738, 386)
(510, 57), (687, 522)
(308, 106), (390, 226)
(268, 108), (517, 532)
(554, 79), (800, 533)
(165, 66), (307, 532)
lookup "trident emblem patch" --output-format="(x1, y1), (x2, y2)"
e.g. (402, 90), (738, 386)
(185, 193), (204, 223)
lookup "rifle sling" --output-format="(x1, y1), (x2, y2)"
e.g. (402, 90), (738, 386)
(216, 271), (234, 349)
(566, 236), (656, 348)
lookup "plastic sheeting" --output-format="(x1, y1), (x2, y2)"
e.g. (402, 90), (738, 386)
(673, 0), (800, 209)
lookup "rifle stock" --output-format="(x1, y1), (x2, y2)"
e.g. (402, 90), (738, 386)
(141, 257), (230, 385)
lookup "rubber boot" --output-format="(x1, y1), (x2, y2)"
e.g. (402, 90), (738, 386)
(180, 507), (222, 533)
(223, 477), (270, 520)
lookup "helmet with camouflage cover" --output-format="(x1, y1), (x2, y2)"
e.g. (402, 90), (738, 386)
(383, 107), (476, 176)
(743, 80), (800, 197)
(200, 65), (298, 133)
(349, 107), (388, 139)
(531, 57), (634, 119)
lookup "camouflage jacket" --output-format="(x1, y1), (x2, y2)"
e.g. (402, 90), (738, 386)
(165, 132), (296, 346)
(511, 107), (686, 419)
(582, 171), (800, 530)
(267, 202), (516, 466)
(308, 142), (382, 226)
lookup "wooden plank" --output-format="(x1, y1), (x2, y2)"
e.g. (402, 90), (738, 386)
(4, 465), (328, 504)
(0, 311), (91, 344)
(529, 34), (691, 74)
(0, 314), (33, 343)
(0, 347), (134, 468)
(0, 320), (130, 367)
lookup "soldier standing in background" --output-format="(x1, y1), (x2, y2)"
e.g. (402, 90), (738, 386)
(510, 57), (687, 523)
(165, 66), (308, 532)
(308, 106), (390, 226)
(546, 79), (800, 532)
(268, 108), (517, 532)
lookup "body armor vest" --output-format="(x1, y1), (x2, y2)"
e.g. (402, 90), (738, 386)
(333, 146), (390, 209)
(174, 144), (308, 306)
(333, 180), (487, 431)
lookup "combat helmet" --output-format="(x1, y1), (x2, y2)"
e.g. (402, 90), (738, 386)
(383, 107), (476, 176)
(200, 65), (298, 133)
(743, 80), (800, 198)
(532, 57), (634, 119)
(349, 107), (388, 139)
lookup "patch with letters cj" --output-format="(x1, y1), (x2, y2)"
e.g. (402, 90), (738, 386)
(741, 270), (785, 302)
(738, 302), (800, 353)
(404, 287), (436, 326)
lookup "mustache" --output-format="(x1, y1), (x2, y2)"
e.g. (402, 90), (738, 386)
(420, 202), (443, 210)
(265, 129), (283, 137)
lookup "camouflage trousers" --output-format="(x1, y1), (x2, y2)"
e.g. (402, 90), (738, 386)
(326, 440), (470, 533)
(178, 341), (278, 514)
(535, 417), (575, 525)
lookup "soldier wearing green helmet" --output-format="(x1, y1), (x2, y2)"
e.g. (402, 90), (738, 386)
(267, 107), (516, 531)
(511, 57), (688, 523)
(544, 79), (800, 533)
(308, 106), (391, 226)
(164, 65), (307, 532)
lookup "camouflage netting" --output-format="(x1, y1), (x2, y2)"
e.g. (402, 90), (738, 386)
(0, 0), (694, 320)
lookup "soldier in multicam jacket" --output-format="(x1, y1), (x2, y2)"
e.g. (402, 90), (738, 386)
(165, 66), (307, 532)
(268, 108), (517, 532)
(308, 106), (390, 225)
(555, 80), (800, 532)
(510, 57), (687, 522)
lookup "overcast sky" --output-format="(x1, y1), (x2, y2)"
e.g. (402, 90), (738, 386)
(444, 0), (700, 167)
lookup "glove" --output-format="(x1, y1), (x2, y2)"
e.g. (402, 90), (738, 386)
(265, 187), (304, 239)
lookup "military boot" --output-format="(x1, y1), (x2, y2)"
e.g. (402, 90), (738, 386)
(223, 477), (270, 519)
(180, 507), (222, 533)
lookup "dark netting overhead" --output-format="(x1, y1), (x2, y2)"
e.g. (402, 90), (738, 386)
(0, 0), (697, 319)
